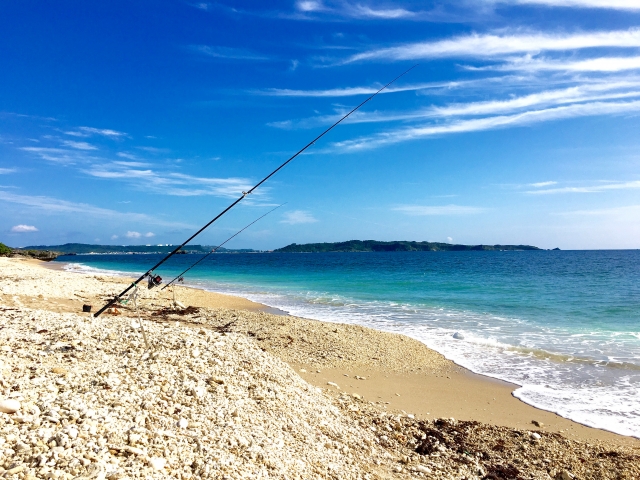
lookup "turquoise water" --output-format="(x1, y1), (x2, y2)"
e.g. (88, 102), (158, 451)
(57, 250), (640, 437)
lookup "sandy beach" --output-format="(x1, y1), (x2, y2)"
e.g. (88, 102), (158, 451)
(1, 256), (638, 479)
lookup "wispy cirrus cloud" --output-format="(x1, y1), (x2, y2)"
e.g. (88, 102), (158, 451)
(393, 204), (486, 215)
(501, 0), (640, 10)
(20, 146), (97, 164)
(342, 28), (640, 64)
(61, 140), (98, 150)
(270, 82), (640, 130)
(345, 4), (415, 19)
(280, 210), (318, 224)
(64, 126), (127, 138)
(529, 181), (557, 187)
(0, 190), (192, 228)
(473, 55), (640, 73)
(295, 1), (417, 19)
(0, 168), (17, 174)
(191, 45), (270, 61)
(254, 80), (465, 97)
(20, 140), (246, 199)
(525, 180), (640, 194)
(332, 99), (640, 151)
(83, 162), (254, 197)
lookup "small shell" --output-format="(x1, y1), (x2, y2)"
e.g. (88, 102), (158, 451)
(0, 399), (21, 414)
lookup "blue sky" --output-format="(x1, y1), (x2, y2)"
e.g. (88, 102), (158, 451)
(2, 0), (640, 250)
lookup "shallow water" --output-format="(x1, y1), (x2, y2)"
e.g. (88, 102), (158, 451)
(56, 250), (640, 437)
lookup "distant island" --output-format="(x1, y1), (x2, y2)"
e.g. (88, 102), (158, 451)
(274, 240), (542, 253)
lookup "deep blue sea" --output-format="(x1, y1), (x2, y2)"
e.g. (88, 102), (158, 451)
(56, 250), (640, 437)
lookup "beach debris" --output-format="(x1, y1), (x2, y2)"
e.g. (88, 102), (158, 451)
(530, 432), (541, 440)
(355, 375), (366, 380)
(299, 368), (307, 373)
(557, 470), (575, 480)
(327, 381), (339, 388)
(452, 331), (465, 340)
(532, 420), (544, 428)
(0, 398), (21, 413)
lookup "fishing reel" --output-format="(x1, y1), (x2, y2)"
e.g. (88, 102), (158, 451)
(147, 273), (163, 289)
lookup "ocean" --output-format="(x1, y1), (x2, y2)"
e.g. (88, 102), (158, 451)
(56, 250), (640, 438)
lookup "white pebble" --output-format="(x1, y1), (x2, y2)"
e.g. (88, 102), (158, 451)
(149, 457), (167, 470)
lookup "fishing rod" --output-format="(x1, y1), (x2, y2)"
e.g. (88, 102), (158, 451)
(161, 203), (285, 291)
(94, 65), (417, 318)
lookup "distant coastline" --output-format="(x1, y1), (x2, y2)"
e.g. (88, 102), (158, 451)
(15, 242), (263, 255)
(274, 240), (544, 253)
(4, 240), (549, 256)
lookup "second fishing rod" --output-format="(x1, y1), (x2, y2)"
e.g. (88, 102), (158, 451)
(161, 203), (286, 291)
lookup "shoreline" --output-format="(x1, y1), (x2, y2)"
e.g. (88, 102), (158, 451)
(2, 255), (639, 479)
(38, 257), (638, 446)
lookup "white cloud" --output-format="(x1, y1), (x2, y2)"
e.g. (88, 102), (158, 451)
(79, 127), (126, 137)
(20, 146), (94, 164)
(293, 1), (419, 19)
(0, 168), (16, 174)
(344, 28), (640, 63)
(505, 0), (640, 10)
(144, 232), (155, 237)
(111, 235), (119, 240)
(0, 190), (192, 228)
(191, 45), (270, 61)
(126, 231), (142, 238)
(61, 140), (98, 151)
(255, 80), (463, 97)
(296, 1), (325, 12)
(447, 237), (453, 243)
(529, 181), (558, 187)
(393, 205), (486, 215)
(480, 55), (640, 73)
(64, 126), (127, 138)
(116, 152), (140, 160)
(332, 99), (640, 151)
(83, 163), (254, 197)
(280, 210), (318, 224)
(347, 5), (414, 19)
(526, 180), (640, 194)
(10, 224), (38, 233)
(269, 81), (640, 130)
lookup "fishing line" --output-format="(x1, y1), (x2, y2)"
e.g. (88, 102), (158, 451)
(161, 203), (286, 291)
(94, 65), (418, 318)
